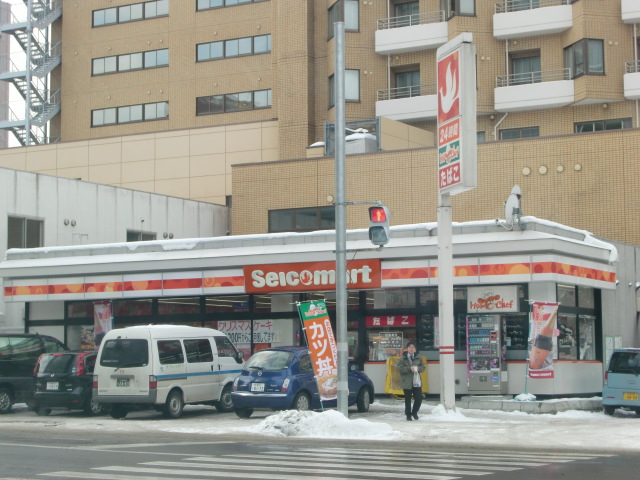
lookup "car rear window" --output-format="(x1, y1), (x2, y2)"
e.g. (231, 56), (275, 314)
(37, 354), (74, 375)
(100, 339), (149, 368)
(609, 352), (640, 373)
(246, 350), (293, 371)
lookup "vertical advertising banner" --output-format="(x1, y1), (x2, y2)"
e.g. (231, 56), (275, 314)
(436, 33), (477, 195)
(528, 302), (560, 379)
(297, 300), (338, 401)
(93, 301), (113, 347)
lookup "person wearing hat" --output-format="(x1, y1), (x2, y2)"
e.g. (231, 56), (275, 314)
(398, 342), (425, 420)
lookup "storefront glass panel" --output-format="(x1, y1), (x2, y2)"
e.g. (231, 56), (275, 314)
(158, 297), (200, 315)
(557, 284), (577, 307)
(67, 302), (94, 318)
(579, 315), (596, 360)
(205, 295), (250, 313)
(365, 288), (416, 309)
(578, 286), (595, 309)
(558, 313), (578, 360)
(307, 291), (359, 310)
(112, 299), (152, 316)
(254, 294), (300, 313)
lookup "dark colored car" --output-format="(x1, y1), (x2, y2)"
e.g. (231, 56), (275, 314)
(0, 333), (68, 413)
(33, 351), (105, 416)
(231, 346), (374, 418)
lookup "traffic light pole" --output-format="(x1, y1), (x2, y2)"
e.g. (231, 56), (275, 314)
(334, 21), (349, 417)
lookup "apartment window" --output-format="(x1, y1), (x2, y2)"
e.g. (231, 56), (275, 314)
(442, 0), (475, 18)
(564, 39), (604, 78)
(394, 70), (420, 98)
(92, 102), (168, 127)
(127, 230), (156, 242)
(92, 49), (168, 76)
(196, 89), (272, 115)
(269, 207), (335, 233)
(500, 126), (539, 140)
(477, 131), (486, 143)
(510, 0), (540, 11)
(575, 118), (631, 133)
(328, 70), (360, 107)
(511, 52), (541, 85)
(197, 0), (267, 11)
(8, 216), (43, 249)
(394, 1), (419, 26)
(328, 0), (359, 39)
(93, 0), (168, 27)
(196, 35), (271, 62)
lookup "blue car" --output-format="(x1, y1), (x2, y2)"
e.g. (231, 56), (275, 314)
(231, 346), (374, 418)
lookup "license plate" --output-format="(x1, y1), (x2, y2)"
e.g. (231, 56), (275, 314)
(623, 392), (639, 401)
(251, 383), (265, 392)
(46, 382), (59, 391)
(116, 378), (130, 388)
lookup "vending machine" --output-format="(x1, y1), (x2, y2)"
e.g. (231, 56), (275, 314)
(466, 315), (508, 394)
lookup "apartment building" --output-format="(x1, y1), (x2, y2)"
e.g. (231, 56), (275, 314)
(0, 0), (637, 243)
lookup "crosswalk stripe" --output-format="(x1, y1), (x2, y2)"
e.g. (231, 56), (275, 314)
(145, 459), (491, 477)
(184, 455), (519, 472)
(94, 465), (459, 480)
(40, 472), (206, 480)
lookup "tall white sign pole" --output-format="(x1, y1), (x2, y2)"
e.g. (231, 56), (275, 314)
(436, 34), (477, 411)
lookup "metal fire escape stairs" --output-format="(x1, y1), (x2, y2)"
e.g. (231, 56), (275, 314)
(0, 0), (61, 146)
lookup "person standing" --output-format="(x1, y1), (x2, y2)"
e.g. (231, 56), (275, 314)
(398, 342), (425, 420)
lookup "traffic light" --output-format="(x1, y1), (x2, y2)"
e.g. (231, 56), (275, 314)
(368, 205), (390, 246)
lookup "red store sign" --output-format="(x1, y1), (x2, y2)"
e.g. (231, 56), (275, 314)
(365, 315), (416, 327)
(244, 259), (381, 294)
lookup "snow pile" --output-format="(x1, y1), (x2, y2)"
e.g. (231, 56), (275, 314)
(514, 392), (537, 402)
(249, 409), (398, 440)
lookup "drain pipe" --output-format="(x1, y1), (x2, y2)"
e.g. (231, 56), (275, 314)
(493, 112), (508, 140)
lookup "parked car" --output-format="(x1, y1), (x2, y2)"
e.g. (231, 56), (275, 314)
(0, 333), (68, 413)
(602, 348), (640, 415)
(231, 346), (374, 418)
(33, 351), (104, 416)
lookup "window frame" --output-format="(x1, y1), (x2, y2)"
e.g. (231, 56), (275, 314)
(196, 35), (271, 63)
(574, 118), (631, 133)
(564, 38), (604, 79)
(499, 126), (540, 140)
(328, 0), (359, 39)
(328, 69), (360, 107)
(92, 101), (169, 127)
(195, 89), (272, 116)
(7, 215), (44, 249)
(92, 0), (168, 27)
(268, 206), (336, 233)
(196, 0), (268, 11)
(92, 49), (168, 76)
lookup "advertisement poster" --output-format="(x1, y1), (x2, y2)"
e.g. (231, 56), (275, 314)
(215, 320), (281, 360)
(297, 300), (338, 401)
(93, 301), (113, 347)
(80, 326), (95, 351)
(528, 302), (560, 378)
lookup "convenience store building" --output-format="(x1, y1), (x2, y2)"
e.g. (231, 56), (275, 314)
(0, 217), (627, 397)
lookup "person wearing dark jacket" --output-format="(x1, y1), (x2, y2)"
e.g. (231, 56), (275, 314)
(398, 342), (425, 420)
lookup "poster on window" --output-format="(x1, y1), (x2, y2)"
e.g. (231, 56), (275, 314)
(297, 300), (338, 401)
(528, 302), (559, 379)
(93, 301), (113, 347)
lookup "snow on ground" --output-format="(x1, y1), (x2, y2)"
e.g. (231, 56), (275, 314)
(4, 398), (640, 453)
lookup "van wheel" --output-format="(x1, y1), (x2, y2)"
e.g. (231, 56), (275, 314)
(35, 406), (52, 416)
(235, 408), (253, 418)
(163, 390), (184, 419)
(603, 406), (616, 415)
(356, 387), (371, 413)
(215, 384), (234, 413)
(109, 405), (128, 419)
(84, 394), (105, 416)
(292, 392), (310, 411)
(0, 388), (12, 414)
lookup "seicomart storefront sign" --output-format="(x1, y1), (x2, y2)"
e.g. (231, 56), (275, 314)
(243, 260), (381, 293)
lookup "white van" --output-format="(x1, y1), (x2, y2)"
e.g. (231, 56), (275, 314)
(93, 325), (243, 419)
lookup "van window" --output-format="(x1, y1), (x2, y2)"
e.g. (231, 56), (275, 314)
(609, 352), (640, 373)
(158, 340), (185, 365)
(184, 339), (214, 363)
(214, 336), (239, 358)
(100, 339), (149, 367)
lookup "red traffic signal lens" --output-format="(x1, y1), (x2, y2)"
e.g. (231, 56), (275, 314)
(369, 206), (387, 223)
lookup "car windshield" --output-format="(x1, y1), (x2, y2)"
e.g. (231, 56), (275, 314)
(100, 339), (149, 368)
(245, 350), (294, 371)
(37, 354), (74, 375)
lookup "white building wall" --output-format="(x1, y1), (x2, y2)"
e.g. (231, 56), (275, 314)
(0, 167), (228, 331)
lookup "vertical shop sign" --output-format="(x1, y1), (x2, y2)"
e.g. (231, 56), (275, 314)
(93, 301), (113, 347)
(297, 300), (338, 401)
(436, 33), (477, 195)
(528, 302), (560, 379)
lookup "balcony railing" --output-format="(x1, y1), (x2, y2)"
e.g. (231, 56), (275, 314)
(626, 60), (640, 73)
(377, 10), (444, 30)
(496, 68), (570, 87)
(495, 0), (570, 14)
(377, 84), (437, 101)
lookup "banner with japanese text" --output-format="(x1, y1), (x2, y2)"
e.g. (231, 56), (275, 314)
(297, 300), (338, 401)
(528, 302), (560, 379)
(93, 301), (113, 347)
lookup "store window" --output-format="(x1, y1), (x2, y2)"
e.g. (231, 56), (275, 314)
(578, 286), (595, 309)
(575, 118), (631, 133)
(254, 294), (299, 313)
(557, 284), (576, 307)
(205, 295), (250, 313)
(366, 288), (416, 309)
(158, 297), (201, 315)
(557, 313), (577, 360)
(8, 216), (43, 249)
(112, 299), (153, 317)
(564, 39), (604, 78)
(307, 291), (359, 311)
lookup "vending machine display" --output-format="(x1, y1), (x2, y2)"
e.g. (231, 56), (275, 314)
(466, 315), (508, 394)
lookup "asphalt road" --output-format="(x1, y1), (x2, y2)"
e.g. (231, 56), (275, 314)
(0, 424), (638, 480)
